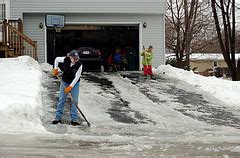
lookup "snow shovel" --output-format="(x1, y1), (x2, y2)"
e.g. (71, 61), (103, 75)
(56, 75), (91, 127)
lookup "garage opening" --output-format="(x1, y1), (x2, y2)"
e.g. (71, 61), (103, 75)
(47, 24), (140, 71)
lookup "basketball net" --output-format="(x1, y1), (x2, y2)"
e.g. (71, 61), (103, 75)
(55, 27), (62, 33)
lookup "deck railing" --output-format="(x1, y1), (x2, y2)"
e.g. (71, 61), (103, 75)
(1, 19), (37, 60)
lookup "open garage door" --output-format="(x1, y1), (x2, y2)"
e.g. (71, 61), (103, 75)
(47, 24), (139, 71)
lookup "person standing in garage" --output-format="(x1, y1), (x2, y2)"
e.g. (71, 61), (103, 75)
(52, 50), (83, 126)
(113, 48), (123, 71)
(141, 45), (156, 80)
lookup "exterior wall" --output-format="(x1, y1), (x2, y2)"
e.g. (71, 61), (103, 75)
(190, 60), (228, 72)
(23, 14), (46, 63)
(10, 0), (166, 67)
(218, 60), (228, 67)
(10, 0), (165, 19)
(191, 61), (213, 72)
(23, 13), (165, 66)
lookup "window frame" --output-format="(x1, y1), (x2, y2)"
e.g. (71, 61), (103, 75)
(0, 0), (9, 21)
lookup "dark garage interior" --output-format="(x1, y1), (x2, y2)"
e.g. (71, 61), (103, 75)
(47, 24), (139, 71)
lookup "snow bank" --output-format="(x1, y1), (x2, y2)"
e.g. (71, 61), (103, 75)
(0, 56), (47, 133)
(157, 65), (240, 107)
(40, 62), (53, 72)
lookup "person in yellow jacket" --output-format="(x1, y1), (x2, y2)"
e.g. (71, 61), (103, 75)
(141, 45), (155, 79)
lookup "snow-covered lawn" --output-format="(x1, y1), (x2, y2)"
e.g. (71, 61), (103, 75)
(156, 65), (240, 108)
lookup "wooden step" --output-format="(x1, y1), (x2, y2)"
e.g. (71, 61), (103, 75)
(1, 19), (37, 60)
(0, 45), (5, 51)
(5, 49), (16, 57)
(0, 44), (8, 51)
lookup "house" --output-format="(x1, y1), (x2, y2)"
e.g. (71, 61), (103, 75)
(0, 0), (166, 71)
(165, 53), (240, 77)
(190, 53), (227, 72)
(190, 53), (240, 76)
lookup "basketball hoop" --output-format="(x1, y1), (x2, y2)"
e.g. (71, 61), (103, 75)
(45, 14), (65, 61)
(45, 14), (65, 28)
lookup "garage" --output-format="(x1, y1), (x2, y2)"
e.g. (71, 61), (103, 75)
(46, 24), (140, 71)
(15, 1), (166, 68)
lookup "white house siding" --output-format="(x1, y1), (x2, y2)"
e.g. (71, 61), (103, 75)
(10, 0), (166, 67)
(10, 0), (165, 17)
(22, 14), (45, 63)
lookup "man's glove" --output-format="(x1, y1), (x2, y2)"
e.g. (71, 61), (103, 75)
(53, 69), (58, 76)
(64, 86), (72, 94)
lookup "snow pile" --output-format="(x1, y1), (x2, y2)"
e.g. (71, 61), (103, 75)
(0, 56), (46, 133)
(40, 62), (53, 72)
(157, 65), (240, 107)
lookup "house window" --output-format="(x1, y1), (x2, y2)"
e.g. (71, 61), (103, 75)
(0, 3), (5, 21)
(213, 61), (218, 67)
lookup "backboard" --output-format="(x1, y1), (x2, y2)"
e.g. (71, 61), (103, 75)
(45, 14), (65, 28)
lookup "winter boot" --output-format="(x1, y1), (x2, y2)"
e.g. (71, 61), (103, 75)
(71, 120), (80, 126)
(151, 76), (156, 80)
(52, 119), (61, 124)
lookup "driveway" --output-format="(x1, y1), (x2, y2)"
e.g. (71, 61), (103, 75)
(1, 71), (240, 157)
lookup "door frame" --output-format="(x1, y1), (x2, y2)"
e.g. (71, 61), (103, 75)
(45, 22), (143, 70)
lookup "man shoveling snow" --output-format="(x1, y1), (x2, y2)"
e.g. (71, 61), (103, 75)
(52, 50), (83, 126)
